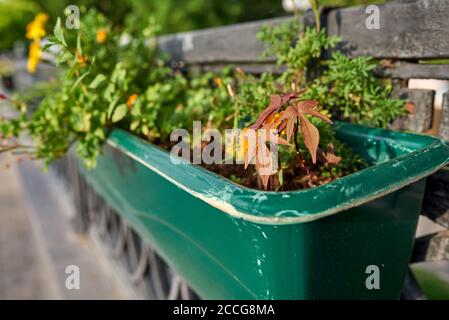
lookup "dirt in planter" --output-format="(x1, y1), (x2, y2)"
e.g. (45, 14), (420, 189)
(156, 140), (354, 191)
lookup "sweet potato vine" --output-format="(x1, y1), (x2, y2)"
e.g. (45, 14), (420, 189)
(240, 91), (341, 190)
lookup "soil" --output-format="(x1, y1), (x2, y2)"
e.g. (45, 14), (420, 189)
(156, 140), (341, 191)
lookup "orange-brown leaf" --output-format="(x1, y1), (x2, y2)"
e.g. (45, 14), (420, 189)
(278, 106), (298, 142)
(250, 95), (282, 130)
(255, 143), (273, 190)
(324, 143), (342, 165)
(298, 114), (320, 163)
(296, 100), (332, 124)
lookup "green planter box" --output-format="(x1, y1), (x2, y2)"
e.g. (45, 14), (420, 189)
(78, 122), (449, 299)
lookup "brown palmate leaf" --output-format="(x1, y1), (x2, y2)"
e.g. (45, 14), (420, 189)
(325, 143), (342, 165)
(249, 92), (302, 130)
(255, 142), (272, 190)
(296, 100), (332, 124)
(241, 127), (290, 190)
(281, 91), (303, 104)
(318, 143), (342, 165)
(298, 114), (320, 163)
(240, 129), (257, 169)
(295, 101), (332, 163)
(250, 95), (282, 130)
(278, 99), (333, 163)
(279, 106), (298, 141)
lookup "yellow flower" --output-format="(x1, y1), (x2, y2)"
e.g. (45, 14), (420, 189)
(236, 128), (250, 162)
(213, 77), (223, 87)
(127, 94), (138, 108)
(27, 41), (41, 73)
(26, 13), (48, 74)
(76, 51), (88, 66)
(26, 13), (48, 42)
(96, 28), (108, 44)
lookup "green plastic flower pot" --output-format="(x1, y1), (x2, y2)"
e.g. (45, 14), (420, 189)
(77, 122), (449, 299)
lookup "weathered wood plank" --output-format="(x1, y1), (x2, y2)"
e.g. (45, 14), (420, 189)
(200, 63), (285, 75)
(390, 88), (434, 132)
(158, 12), (316, 64)
(441, 92), (449, 141)
(411, 231), (449, 263)
(422, 167), (449, 229)
(327, 0), (449, 59)
(376, 61), (449, 80)
(158, 17), (290, 64)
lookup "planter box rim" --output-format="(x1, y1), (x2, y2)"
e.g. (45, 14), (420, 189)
(104, 122), (449, 225)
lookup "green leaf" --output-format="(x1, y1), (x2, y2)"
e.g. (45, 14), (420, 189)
(71, 71), (90, 92)
(56, 51), (73, 65)
(278, 169), (284, 186)
(104, 83), (115, 102)
(130, 120), (140, 131)
(111, 104), (127, 123)
(76, 33), (82, 56)
(107, 94), (120, 118)
(141, 125), (149, 136)
(54, 18), (67, 46)
(94, 128), (105, 139)
(41, 42), (56, 52)
(89, 74), (106, 89)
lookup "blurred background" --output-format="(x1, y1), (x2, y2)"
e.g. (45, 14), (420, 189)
(0, 0), (385, 52)
(1, 0), (448, 300)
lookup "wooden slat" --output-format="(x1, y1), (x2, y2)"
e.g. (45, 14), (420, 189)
(158, 1), (449, 64)
(158, 17), (290, 64)
(390, 88), (434, 132)
(327, 0), (449, 59)
(200, 63), (285, 74)
(158, 12), (317, 64)
(441, 92), (449, 141)
(377, 62), (449, 80)
(422, 167), (449, 230)
(411, 231), (449, 263)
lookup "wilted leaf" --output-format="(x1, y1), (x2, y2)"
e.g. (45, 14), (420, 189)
(318, 143), (342, 165)
(278, 99), (332, 163)
(296, 100), (332, 124)
(250, 92), (303, 131)
(250, 95), (282, 130)
(298, 114), (320, 163)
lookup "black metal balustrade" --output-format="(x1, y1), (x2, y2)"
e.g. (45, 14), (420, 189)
(50, 155), (199, 300)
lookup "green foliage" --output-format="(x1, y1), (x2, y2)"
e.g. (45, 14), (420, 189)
(30, 0), (284, 35)
(126, 0), (285, 34)
(307, 52), (405, 127)
(1, 5), (404, 191)
(259, 19), (406, 128)
(0, 0), (40, 51)
(258, 19), (340, 87)
(1, 0), (383, 52)
(2, 9), (169, 168)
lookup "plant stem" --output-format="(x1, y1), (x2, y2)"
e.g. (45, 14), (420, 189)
(294, 119), (299, 152)
(309, 0), (321, 32)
